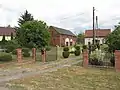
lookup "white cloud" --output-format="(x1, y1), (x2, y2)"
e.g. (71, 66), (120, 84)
(0, 0), (120, 33)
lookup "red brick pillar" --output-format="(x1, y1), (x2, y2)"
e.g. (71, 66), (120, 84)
(83, 50), (88, 68)
(32, 48), (36, 62)
(115, 50), (120, 72)
(16, 48), (22, 63)
(41, 48), (46, 63)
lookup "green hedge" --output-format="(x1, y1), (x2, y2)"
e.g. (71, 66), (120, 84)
(74, 50), (80, 56)
(0, 52), (12, 62)
(62, 51), (70, 58)
(63, 47), (69, 51)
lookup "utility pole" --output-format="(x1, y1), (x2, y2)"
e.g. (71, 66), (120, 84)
(93, 7), (95, 45)
(95, 16), (98, 39)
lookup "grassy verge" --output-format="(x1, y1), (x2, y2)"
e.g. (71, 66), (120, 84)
(6, 66), (120, 90)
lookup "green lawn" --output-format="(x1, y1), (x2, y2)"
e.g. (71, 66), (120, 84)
(7, 66), (120, 90)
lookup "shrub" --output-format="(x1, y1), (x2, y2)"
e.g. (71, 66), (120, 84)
(100, 44), (109, 52)
(45, 46), (51, 51)
(5, 44), (16, 53)
(12, 49), (17, 55)
(23, 52), (30, 57)
(22, 48), (29, 53)
(0, 52), (12, 62)
(63, 47), (69, 51)
(62, 51), (70, 58)
(75, 45), (80, 50)
(82, 45), (87, 49)
(74, 50), (80, 56)
(110, 53), (115, 66)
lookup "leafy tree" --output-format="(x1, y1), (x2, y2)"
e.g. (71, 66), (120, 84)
(18, 10), (34, 26)
(2, 35), (6, 41)
(11, 33), (13, 40)
(16, 20), (50, 49)
(106, 24), (120, 52)
(76, 33), (84, 44)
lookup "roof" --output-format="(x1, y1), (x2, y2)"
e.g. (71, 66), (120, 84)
(50, 26), (75, 36)
(85, 29), (111, 38)
(0, 27), (16, 36)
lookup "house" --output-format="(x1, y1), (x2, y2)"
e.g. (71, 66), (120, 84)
(0, 27), (16, 41)
(85, 29), (111, 45)
(49, 26), (77, 47)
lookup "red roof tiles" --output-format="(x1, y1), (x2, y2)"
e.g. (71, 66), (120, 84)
(85, 29), (111, 38)
(0, 27), (16, 36)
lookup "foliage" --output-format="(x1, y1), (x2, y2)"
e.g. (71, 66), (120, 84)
(11, 33), (13, 40)
(45, 46), (51, 51)
(4, 40), (20, 53)
(76, 33), (84, 44)
(62, 51), (69, 58)
(16, 20), (50, 49)
(74, 45), (80, 50)
(69, 47), (75, 54)
(12, 49), (17, 55)
(18, 10), (34, 26)
(63, 47), (69, 51)
(23, 52), (30, 57)
(0, 52), (12, 62)
(22, 48), (29, 53)
(106, 25), (120, 52)
(2, 35), (6, 41)
(110, 53), (115, 66)
(82, 45), (87, 49)
(74, 50), (80, 56)
(100, 44), (109, 52)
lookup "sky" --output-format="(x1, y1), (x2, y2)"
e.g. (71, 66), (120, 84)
(0, 0), (120, 34)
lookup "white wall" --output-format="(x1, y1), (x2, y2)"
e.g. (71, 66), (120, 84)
(85, 37), (105, 45)
(0, 36), (12, 41)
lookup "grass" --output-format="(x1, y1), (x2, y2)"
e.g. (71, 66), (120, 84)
(6, 66), (120, 90)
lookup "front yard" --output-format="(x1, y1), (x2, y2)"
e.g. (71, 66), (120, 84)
(6, 66), (120, 90)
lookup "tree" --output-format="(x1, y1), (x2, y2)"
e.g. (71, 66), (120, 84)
(11, 33), (13, 40)
(16, 20), (50, 49)
(76, 33), (84, 44)
(18, 10), (34, 26)
(106, 24), (120, 52)
(2, 35), (6, 41)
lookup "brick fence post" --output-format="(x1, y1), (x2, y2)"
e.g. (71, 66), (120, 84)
(16, 48), (22, 63)
(83, 50), (88, 68)
(115, 50), (120, 72)
(32, 48), (36, 62)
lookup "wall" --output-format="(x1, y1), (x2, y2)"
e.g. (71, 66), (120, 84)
(85, 37), (105, 45)
(49, 27), (60, 46)
(0, 36), (12, 41)
(60, 34), (76, 46)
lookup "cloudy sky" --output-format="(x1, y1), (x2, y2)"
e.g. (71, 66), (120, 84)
(0, 0), (120, 34)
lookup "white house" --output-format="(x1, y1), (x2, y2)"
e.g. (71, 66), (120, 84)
(85, 29), (111, 45)
(0, 27), (15, 41)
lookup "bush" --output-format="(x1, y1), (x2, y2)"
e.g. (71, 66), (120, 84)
(63, 47), (69, 51)
(75, 45), (80, 50)
(110, 53), (115, 66)
(12, 49), (17, 55)
(23, 52), (30, 57)
(82, 45), (87, 49)
(62, 51), (70, 58)
(74, 50), (80, 56)
(45, 46), (51, 51)
(22, 48), (29, 53)
(5, 45), (16, 53)
(0, 52), (12, 62)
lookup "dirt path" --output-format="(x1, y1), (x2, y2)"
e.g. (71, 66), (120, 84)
(0, 56), (82, 89)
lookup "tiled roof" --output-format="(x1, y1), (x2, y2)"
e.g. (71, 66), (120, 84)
(85, 29), (111, 38)
(50, 26), (75, 36)
(0, 27), (16, 36)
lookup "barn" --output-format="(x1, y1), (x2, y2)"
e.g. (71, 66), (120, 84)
(49, 26), (77, 47)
